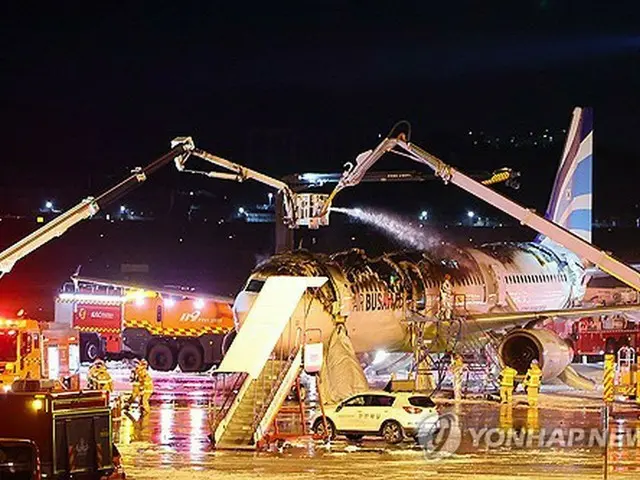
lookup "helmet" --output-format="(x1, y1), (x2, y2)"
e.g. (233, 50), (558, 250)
(93, 359), (105, 367)
(140, 359), (149, 368)
(531, 359), (539, 365)
(444, 274), (451, 280)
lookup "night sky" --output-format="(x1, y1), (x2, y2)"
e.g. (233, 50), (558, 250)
(2, 2), (640, 216)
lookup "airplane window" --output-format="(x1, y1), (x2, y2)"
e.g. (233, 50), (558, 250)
(245, 279), (265, 293)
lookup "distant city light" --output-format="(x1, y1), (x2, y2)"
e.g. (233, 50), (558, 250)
(238, 207), (245, 215)
(419, 210), (428, 220)
(194, 298), (205, 309)
(45, 201), (53, 209)
(467, 211), (475, 219)
(120, 205), (126, 213)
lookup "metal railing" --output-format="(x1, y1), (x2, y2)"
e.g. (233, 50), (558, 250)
(208, 371), (249, 440)
(249, 327), (303, 439)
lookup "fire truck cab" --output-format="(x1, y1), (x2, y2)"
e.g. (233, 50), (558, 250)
(571, 315), (640, 357)
(0, 318), (79, 390)
(0, 388), (114, 479)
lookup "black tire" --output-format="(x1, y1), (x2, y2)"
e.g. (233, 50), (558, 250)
(222, 330), (236, 355)
(312, 418), (336, 440)
(178, 343), (204, 372)
(380, 420), (404, 445)
(605, 337), (617, 354)
(345, 434), (364, 441)
(147, 342), (176, 371)
(201, 363), (215, 372)
(82, 335), (100, 363)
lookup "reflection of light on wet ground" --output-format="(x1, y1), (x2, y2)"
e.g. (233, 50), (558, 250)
(114, 374), (640, 479)
(159, 403), (174, 446)
(190, 406), (206, 462)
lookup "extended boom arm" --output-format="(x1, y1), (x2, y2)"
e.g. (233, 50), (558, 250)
(173, 137), (298, 226)
(0, 139), (194, 276)
(324, 134), (640, 292)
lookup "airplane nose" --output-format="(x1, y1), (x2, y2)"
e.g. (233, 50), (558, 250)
(232, 291), (257, 331)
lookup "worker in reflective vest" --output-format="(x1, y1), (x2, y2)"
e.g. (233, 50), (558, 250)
(523, 359), (542, 407)
(451, 354), (465, 402)
(499, 365), (518, 404)
(87, 359), (113, 392)
(125, 359), (141, 410)
(138, 360), (154, 414)
(439, 274), (454, 321)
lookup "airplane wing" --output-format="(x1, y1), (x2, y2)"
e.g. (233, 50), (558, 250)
(465, 303), (640, 333)
(586, 264), (640, 279)
(71, 274), (235, 305)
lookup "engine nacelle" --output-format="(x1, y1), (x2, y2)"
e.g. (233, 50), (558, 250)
(499, 328), (573, 381)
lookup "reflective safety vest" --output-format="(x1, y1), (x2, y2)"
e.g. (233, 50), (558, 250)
(524, 365), (542, 389)
(500, 366), (518, 387)
(452, 357), (465, 376)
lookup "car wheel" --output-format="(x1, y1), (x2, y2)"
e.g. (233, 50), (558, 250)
(381, 420), (404, 445)
(178, 343), (204, 372)
(147, 342), (176, 371)
(313, 418), (336, 440)
(345, 434), (363, 442)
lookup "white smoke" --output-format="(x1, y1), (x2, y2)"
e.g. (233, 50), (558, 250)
(331, 207), (442, 250)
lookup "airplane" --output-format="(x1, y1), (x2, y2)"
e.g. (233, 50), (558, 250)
(232, 107), (631, 387)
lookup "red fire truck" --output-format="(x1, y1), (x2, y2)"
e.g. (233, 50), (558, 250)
(569, 315), (640, 357)
(55, 278), (235, 372)
(0, 387), (115, 479)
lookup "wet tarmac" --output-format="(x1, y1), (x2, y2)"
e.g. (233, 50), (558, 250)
(102, 368), (640, 479)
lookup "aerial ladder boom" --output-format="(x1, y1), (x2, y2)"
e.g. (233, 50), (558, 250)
(322, 134), (640, 292)
(173, 137), (298, 226)
(0, 138), (195, 276)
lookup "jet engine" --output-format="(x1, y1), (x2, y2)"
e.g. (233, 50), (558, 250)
(499, 328), (573, 381)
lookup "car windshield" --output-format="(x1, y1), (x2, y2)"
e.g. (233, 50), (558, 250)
(0, 443), (36, 480)
(408, 396), (436, 408)
(0, 331), (18, 362)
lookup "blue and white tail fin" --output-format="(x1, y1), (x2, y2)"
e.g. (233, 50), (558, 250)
(541, 107), (593, 243)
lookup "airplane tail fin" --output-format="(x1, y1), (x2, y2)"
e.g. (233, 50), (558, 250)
(540, 107), (593, 243)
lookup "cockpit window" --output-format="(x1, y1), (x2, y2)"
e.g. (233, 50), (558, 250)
(245, 279), (265, 293)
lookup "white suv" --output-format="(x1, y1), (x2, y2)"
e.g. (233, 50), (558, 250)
(311, 391), (439, 445)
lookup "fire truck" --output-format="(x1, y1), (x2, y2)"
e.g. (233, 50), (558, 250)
(0, 388), (115, 479)
(0, 317), (79, 390)
(55, 279), (235, 372)
(569, 315), (640, 358)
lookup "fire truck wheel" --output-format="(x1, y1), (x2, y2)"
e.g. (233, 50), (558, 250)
(178, 343), (204, 372)
(82, 336), (101, 363)
(147, 342), (177, 371)
(222, 330), (236, 356)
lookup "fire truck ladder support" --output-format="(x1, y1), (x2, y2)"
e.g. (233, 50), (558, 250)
(322, 111), (640, 293)
(208, 276), (326, 449)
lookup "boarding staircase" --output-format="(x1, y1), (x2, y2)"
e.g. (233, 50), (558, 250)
(407, 293), (501, 393)
(207, 276), (325, 449)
